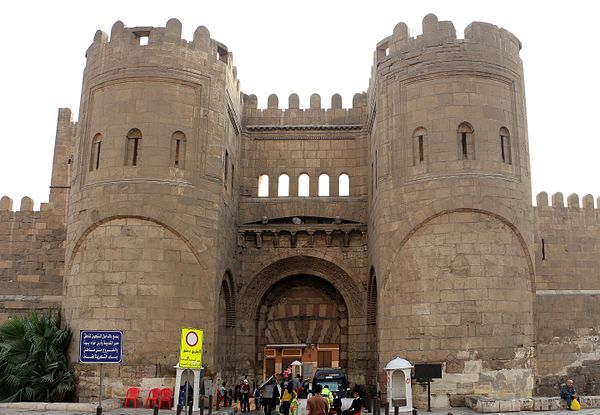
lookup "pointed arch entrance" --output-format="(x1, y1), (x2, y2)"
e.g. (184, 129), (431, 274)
(257, 274), (348, 377)
(236, 255), (366, 383)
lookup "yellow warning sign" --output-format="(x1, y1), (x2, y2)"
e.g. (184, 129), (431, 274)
(179, 328), (203, 368)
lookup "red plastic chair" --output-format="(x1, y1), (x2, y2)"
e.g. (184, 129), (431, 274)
(145, 388), (161, 408)
(159, 387), (174, 409)
(124, 387), (140, 408)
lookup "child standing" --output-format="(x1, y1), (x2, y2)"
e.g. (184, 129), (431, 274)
(290, 391), (299, 415)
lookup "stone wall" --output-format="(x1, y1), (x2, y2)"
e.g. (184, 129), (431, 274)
(64, 218), (215, 399)
(0, 198), (65, 322)
(239, 93), (368, 210)
(0, 106), (74, 323)
(380, 211), (534, 406)
(534, 192), (600, 396)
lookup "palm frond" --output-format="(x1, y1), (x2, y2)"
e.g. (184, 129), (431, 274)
(0, 309), (74, 403)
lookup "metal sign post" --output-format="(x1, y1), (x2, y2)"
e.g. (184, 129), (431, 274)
(414, 364), (442, 413)
(79, 330), (123, 415)
(97, 364), (103, 415)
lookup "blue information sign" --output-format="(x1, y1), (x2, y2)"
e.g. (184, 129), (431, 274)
(79, 330), (123, 364)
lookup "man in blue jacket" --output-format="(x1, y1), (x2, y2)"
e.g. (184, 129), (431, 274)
(560, 379), (578, 409)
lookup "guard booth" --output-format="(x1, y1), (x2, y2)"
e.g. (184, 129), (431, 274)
(173, 365), (203, 410)
(385, 357), (414, 413)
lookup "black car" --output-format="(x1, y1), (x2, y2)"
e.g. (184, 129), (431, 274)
(311, 368), (350, 398)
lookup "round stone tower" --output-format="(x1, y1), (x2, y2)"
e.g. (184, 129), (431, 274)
(62, 19), (242, 398)
(367, 15), (535, 404)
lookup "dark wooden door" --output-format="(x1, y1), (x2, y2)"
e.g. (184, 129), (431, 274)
(317, 351), (332, 368)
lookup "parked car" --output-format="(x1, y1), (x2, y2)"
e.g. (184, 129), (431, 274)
(297, 368), (353, 415)
(311, 368), (350, 398)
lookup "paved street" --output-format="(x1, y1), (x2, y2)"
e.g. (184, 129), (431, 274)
(3, 408), (600, 415)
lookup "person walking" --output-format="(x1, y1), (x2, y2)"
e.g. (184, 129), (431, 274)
(262, 377), (277, 415)
(254, 384), (263, 411)
(281, 382), (292, 415)
(307, 384), (329, 415)
(242, 379), (251, 412)
(290, 391), (299, 415)
(343, 391), (364, 415)
(321, 385), (334, 407)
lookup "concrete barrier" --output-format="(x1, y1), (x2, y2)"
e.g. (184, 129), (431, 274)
(466, 395), (600, 412)
(0, 398), (121, 412)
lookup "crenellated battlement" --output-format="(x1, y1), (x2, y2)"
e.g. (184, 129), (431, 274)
(535, 192), (599, 210)
(85, 18), (241, 95)
(0, 196), (51, 214)
(373, 14), (522, 70)
(242, 92), (367, 127)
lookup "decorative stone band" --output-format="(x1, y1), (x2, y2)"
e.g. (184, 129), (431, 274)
(246, 124), (363, 131)
(238, 224), (367, 249)
(536, 290), (600, 295)
(0, 295), (62, 302)
(253, 136), (357, 141)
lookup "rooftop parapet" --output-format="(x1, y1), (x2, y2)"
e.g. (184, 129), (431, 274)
(535, 192), (598, 210)
(84, 18), (240, 95)
(0, 196), (12, 211)
(374, 13), (522, 69)
(0, 196), (49, 214)
(242, 92), (367, 128)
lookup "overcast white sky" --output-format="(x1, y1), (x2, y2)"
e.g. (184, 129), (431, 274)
(0, 0), (598, 210)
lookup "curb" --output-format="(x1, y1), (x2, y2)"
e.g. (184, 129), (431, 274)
(0, 399), (121, 412)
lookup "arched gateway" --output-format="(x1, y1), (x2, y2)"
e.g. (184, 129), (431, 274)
(236, 255), (367, 384)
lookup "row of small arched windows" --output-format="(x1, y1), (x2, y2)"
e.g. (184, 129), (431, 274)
(412, 124), (512, 165)
(90, 129), (187, 171)
(258, 173), (350, 197)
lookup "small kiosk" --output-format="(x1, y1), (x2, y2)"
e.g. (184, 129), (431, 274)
(291, 360), (302, 377)
(385, 357), (414, 413)
(173, 365), (203, 410)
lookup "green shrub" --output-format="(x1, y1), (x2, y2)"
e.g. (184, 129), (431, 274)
(0, 310), (74, 402)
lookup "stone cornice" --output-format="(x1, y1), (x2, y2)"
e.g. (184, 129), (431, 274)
(244, 124), (363, 132)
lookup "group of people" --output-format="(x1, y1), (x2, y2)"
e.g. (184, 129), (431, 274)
(307, 384), (363, 415)
(217, 379), (252, 410)
(257, 374), (302, 415)
(252, 372), (363, 415)
(220, 376), (581, 413)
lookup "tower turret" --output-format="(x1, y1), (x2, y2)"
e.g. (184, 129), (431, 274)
(62, 19), (242, 397)
(368, 15), (535, 403)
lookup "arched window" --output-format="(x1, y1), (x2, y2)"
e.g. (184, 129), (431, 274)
(278, 174), (290, 197)
(258, 174), (269, 197)
(125, 128), (142, 166)
(171, 131), (186, 169)
(90, 133), (102, 171)
(298, 173), (309, 197)
(224, 150), (229, 187)
(412, 127), (427, 165)
(457, 122), (474, 160)
(221, 271), (236, 328)
(500, 127), (512, 164)
(318, 174), (330, 196)
(367, 268), (377, 326)
(339, 173), (350, 196)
